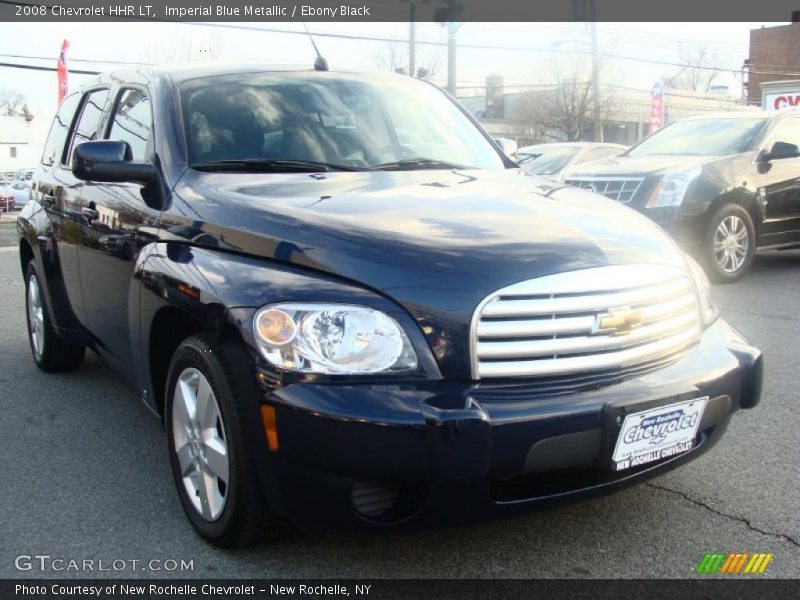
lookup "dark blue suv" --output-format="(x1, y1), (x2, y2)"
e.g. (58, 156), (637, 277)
(18, 65), (762, 546)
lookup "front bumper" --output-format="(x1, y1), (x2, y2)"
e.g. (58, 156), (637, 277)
(255, 319), (762, 529)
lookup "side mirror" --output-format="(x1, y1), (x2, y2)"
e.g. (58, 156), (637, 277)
(493, 137), (518, 159)
(761, 140), (800, 162)
(72, 140), (157, 185)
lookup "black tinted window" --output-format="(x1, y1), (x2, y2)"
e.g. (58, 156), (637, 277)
(66, 88), (110, 165)
(108, 88), (152, 160)
(179, 72), (505, 170)
(42, 93), (80, 166)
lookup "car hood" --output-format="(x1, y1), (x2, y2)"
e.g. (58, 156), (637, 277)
(566, 154), (728, 178)
(165, 168), (687, 376)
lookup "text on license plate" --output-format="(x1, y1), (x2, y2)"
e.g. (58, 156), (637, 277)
(612, 397), (708, 471)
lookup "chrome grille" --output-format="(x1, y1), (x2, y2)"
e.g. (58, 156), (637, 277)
(565, 177), (644, 203)
(471, 265), (701, 379)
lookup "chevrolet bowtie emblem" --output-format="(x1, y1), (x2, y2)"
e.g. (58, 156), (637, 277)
(595, 308), (644, 336)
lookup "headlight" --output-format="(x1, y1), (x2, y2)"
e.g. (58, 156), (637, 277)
(646, 166), (701, 208)
(685, 255), (718, 326)
(253, 303), (418, 374)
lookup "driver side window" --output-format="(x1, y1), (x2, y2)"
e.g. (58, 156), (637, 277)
(768, 118), (800, 152)
(107, 88), (153, 160)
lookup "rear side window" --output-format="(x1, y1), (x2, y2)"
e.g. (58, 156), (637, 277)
(65, 88), (110, 166)
(107, 88), (153, 160)
(41, 93), (80, 166)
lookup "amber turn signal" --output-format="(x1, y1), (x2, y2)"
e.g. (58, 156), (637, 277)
(260, 405), (279, 451)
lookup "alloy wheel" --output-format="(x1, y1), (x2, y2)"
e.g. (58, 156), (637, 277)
(172, 367), (230, 521)
(713, 215), (749, 274)
(27, 274), (44, 359)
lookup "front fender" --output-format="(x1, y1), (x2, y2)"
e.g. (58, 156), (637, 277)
(132, 243), (441, 412)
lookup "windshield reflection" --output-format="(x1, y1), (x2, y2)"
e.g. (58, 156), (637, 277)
(179, 72), (506, 171)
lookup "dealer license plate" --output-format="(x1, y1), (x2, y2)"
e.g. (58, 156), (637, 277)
(612, 397), (708, 472)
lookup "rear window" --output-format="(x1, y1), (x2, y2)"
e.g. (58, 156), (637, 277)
(41, 93), (80, 166)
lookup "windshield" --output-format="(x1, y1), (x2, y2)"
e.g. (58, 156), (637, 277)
(628, 117), (768, 157)
(178, 72), (506, 171)
(517, 146), (580, 175)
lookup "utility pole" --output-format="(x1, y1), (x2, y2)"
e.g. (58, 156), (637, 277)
(409, 2), (416, 77)
(447, 21), (460, 95)
(588, 1), (603, 142)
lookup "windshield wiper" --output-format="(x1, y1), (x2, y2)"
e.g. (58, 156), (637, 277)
(190, 159), (363, 172)
(371, 158), (468, 171)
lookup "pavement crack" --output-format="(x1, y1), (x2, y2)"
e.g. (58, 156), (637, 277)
(646, 482), (800, 548)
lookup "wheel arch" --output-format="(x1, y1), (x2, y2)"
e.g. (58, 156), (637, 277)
(147, 306), (208, 419)
(705, 189), (762, 238)
(19, 237), (34, 275)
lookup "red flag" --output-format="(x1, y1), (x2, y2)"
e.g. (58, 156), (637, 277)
(649, 81), (665, 134)
(57, 39), (70, 104)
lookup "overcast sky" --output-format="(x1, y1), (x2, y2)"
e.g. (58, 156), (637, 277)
(0, 20), (783, 116)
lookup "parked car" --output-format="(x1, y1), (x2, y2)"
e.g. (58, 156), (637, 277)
(18, 65), (762, 546)
(14, 168), (34, 182)
(0, 184), (15, 212)
(517, 142), (626, 181)
(565, 111), (800, 282)
(8, 181), (31, 206)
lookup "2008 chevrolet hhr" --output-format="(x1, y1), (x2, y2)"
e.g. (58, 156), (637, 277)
(18, 65), (763, 546)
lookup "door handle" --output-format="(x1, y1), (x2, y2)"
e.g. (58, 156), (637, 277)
(82, 207), (99, 220)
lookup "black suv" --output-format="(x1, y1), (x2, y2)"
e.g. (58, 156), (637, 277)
(566, 111), (800, 282)
(18, 65), (762, 546)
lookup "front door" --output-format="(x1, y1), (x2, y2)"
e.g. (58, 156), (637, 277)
(759, 117), (800, 247)
(77, 86), (159, 380)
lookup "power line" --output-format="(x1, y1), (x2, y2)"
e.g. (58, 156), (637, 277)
(0, 61), (99, 75)
(0, 52), (150, 65)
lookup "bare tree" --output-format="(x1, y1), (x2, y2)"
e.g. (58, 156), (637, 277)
(512, 57), (622, 142)
(664, 46), (720, 92)
(141, 28), (225, 64)
(0, 89), (27, 117)
(373, 42), (442, 79)
(510, 91), (550, 144)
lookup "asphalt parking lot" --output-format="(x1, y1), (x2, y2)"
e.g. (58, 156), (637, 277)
(0, 221), (798, 579)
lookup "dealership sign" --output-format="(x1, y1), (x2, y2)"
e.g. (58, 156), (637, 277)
(764, 92), (800, 110)
(761, 80), (800, 111)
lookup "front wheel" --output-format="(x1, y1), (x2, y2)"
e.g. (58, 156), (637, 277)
(701, 204), (755, 283)
(165, 335), (278, 546)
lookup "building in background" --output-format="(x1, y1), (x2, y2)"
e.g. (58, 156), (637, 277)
(745, 22), (800, 106)
(0, 110), (53, 175)
(458, 76), (755, 147)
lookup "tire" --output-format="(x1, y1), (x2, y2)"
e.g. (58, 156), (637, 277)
(24, 262), (85, 372)
(701, 203), (755, 284)
(165, 334), (278, 547)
